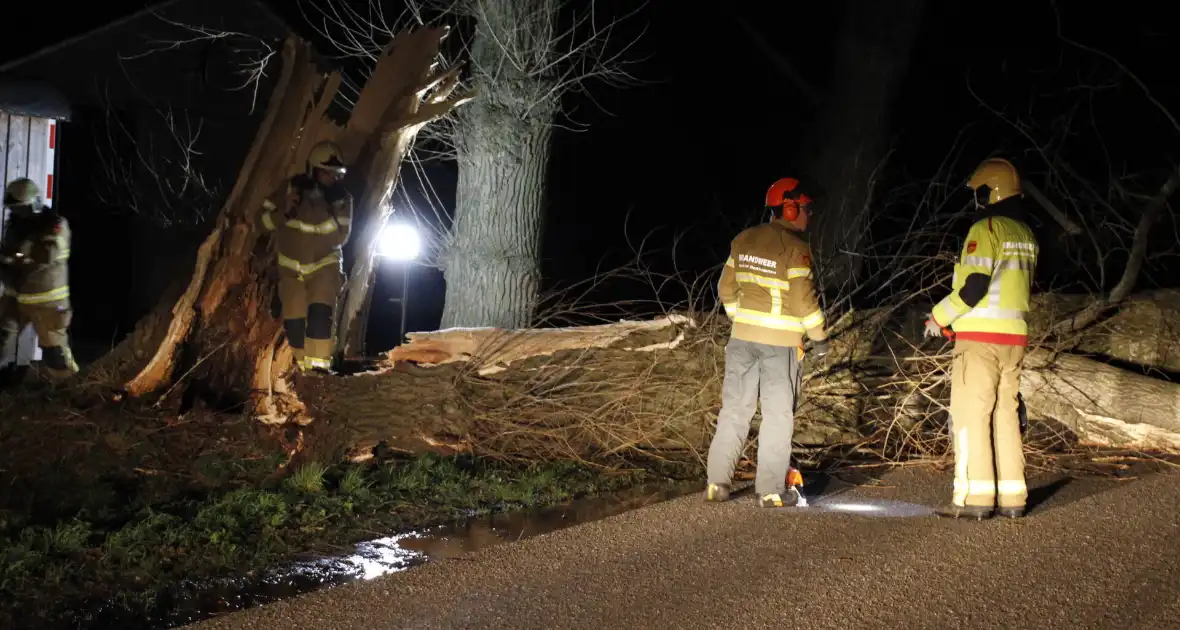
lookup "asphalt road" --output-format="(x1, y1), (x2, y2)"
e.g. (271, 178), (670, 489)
(188, 467), (1180, 630)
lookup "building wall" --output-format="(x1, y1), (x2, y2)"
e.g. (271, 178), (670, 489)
(0, 112), (55, 365)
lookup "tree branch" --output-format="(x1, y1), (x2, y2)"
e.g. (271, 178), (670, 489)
(1051, 163), (1180, 335)
(731, 13), (821, 108)
(1023, 179), (1083, 236)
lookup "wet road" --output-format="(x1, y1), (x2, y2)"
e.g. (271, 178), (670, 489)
(188, 467), (1180, 630)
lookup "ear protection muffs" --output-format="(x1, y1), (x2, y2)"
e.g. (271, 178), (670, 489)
(765, 177), (812, 221)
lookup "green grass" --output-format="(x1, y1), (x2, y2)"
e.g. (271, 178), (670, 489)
(0, 453), (655, 628)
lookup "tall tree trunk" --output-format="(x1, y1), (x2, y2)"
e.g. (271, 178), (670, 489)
(803, 0), (926, 288)
(441, 111), (552, 329)
(438, 2), (556, 329)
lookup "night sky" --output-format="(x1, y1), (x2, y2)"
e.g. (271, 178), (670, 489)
(2, 0), (1177, 355)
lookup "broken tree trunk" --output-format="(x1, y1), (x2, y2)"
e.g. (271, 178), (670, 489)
(294, 291), (1180, 463)
(94, 29), (470, 421)
(1022, 348), (1180, 450)
(336, 28), (474, 356)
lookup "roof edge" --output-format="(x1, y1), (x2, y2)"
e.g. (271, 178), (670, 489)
(0, 0), (185, 75)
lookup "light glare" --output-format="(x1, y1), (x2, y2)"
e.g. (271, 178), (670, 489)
(379, 223), (421, 261)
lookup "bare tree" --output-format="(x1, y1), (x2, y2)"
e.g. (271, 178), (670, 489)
(735, 1), (927, 290)
(93, 101), (219, 226)
(803, 0), (927, 289)
(91, 14), (281, 227)
(306, 0), (643, 344)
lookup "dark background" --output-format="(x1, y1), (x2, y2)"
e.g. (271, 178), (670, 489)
(1, 0), (1177, 358)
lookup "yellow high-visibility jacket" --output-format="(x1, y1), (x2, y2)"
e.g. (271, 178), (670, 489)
(0, 208), (71, 307)
(932, 213), (1038, 346)
(718, 219), (827, 348)
(260, 175), (353, 279)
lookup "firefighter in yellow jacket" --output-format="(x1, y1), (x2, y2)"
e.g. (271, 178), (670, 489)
(260, 140), (353, 373)
(0, 178), (79, 380)
(927, 157), (1039, 519)
(705, 177), (830, 508)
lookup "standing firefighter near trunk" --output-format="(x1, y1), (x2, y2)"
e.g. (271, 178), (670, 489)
(260, 140), (353, 374)
(0, 178), (78, 380)
(705, 177), (830, 508)
(926, 157), (1039, 520)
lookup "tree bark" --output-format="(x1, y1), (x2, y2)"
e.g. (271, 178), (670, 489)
(437, 0), (557, 330)
(440, 112), (552, 329)
(1022, 349), (1180, 450)
(297, 293), (1180, 462)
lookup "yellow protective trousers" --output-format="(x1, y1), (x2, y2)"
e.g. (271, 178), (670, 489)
(949, 339), (1028, 509)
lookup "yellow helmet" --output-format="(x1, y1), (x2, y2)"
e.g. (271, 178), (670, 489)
(308, 140), (346, 175)
(3, 178), (42, 208)
(967, 157), (1021, 204)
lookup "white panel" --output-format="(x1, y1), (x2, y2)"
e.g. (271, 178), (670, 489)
(26, 117), (48, 203)
(5, 114), (29, 180)
(45, 120), (56, 201)
(0, 114), (45, 367)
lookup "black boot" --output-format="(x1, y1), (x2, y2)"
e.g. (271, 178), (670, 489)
(935, 504), (993, 520)
(997, 506), (1025, 518)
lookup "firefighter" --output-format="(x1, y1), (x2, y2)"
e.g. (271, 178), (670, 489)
(260, 140), (353, 374)
(705, 177), (830, 508)
(926, 157), (1039, 519)
(0, 177), (79, 380)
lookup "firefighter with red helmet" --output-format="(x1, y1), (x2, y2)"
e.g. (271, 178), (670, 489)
(705, 177), (829, 508)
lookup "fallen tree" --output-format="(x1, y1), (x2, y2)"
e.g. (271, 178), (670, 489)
(90, 28), (471, 420)
(290, 290), (1180, 466)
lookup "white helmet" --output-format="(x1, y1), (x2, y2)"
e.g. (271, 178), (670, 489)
(308, 140), (346, 175)
(4, 178), (42, 211)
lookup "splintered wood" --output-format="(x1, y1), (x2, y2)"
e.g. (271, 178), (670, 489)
(385, 314), (695, 375)
(116, 29), (471, 420)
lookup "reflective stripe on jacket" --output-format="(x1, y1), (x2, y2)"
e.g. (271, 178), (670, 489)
(260, 175), (353, 278)
(932, 214), (1038, 345)
(0, 211), (71, 306)
(718, 219), (827, 348)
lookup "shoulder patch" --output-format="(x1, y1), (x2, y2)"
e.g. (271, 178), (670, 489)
(801, 254), (810, 267)
(966, 240), (977, 254)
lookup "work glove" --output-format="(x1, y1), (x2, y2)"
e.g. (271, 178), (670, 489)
(809, 338), (830, 359)
(923, 316), (945, 339)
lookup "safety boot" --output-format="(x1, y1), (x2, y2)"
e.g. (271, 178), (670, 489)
(935, 504), (992, 520)
(704, 483), (731, 502)
(303, 356), (335, 376)
(757, 487), (800, 508)
(997, 506), (1025, 519)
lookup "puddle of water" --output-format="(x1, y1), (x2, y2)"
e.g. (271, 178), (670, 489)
(73, 480), (703, 630)
(68, 474), (936, 628)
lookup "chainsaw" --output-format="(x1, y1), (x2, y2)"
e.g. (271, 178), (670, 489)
(788, 467), (808, 507)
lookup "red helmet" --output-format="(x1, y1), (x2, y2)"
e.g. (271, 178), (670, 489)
(765, 177), (812, 221)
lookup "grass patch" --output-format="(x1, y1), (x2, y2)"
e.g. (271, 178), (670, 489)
(0, 389), (667, 629)
(0, 452), (655, 628)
